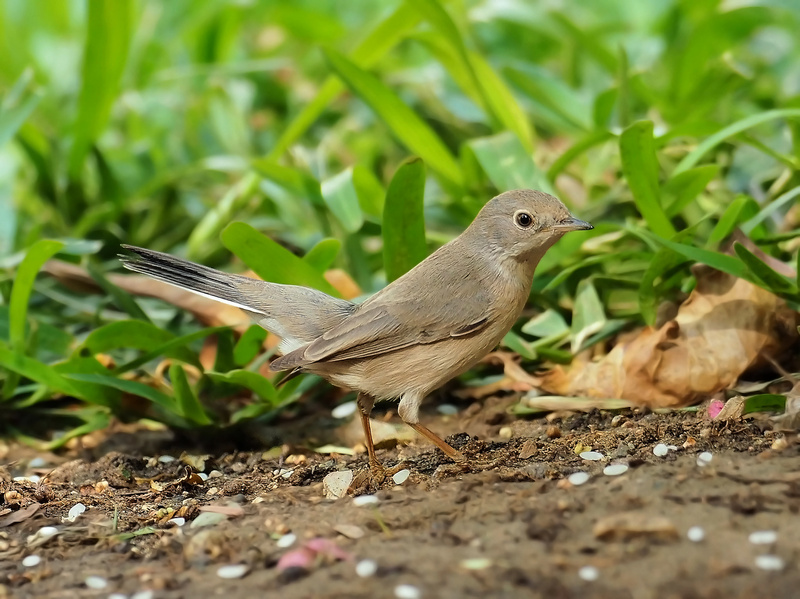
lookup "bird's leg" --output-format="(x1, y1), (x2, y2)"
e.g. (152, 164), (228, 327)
(406, 422), (466, 463)
(356, 393), (406, 482)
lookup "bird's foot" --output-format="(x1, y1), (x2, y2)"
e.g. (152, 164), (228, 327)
(348, 460), (409, 495)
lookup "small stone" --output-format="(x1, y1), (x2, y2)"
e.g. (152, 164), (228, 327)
(578, 565), (599, 581)
(498, 426), (513, 440)
(158, 455), (176, 463)
(353, 494), (379, 507)
(755, 555), (784, 571)
(277, 533), (297, 548)
(332, 401), (358, 419)
(84, 576), (107, 590)
(356, 559), (378, 578)
(653, 444), (669, 457)
(696, 451), (713, 467)
(611, 415), (625, 427)
(189, 511), (227, 529)
(217, 564), (249, 579)
(323, 470), (354, 499)
(748, 530), (778, 545)
(208, 470), (223, 478)
(687, 526), (705, 542)
(603, 464), (628, 476)
(392, 469), (411, 485)
(459, 558), (492, 570)
(334, 524), (365, 539)
(546, 425), (561, 439)
(29, 457), (48, 468)
(394, 584), (421, 599)
(64, 503), (86, 523)
(22, 555), (41, 567)
(168, 518), (186, 527)
(437, 404), (459, 415)
(580, 451), (604, 461)
(568, 472), (590, 486)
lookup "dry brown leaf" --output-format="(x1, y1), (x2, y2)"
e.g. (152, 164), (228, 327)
(454, 351), (541, 399)
(541, 267), (799, 408)
(0, 503), (40, 528)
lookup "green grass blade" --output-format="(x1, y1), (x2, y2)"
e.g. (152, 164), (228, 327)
(302, 238), (341, 272)
(321, 168), (365, 233)
(571, 279), (606, 353)
(733, 243), (798, 295)
(382, 158), (428, 282)
(353, 165), (385, 221)
(741, 184), (800, 236)
(323, 48), (463, 188)
(221, 222), (341, 296)
(67, 0), (135, 178)
(708, 195), (759, 247)
(207, 369), (279, 404)
(169, 364), (212, 425)
(87, 262), (151, 323)
(0, 68), (41, 148)
(673, 109), (800, 175)
(547, 130), (614, 180)
(469, 132), (554, 195)
(80, 321), (200, 369)
(663, 165), (719, 217)
(65, 373), (179, 416)
(112, 326), (229, 375)
(619, 121), (676, 238)
(233, 325), (267, 367)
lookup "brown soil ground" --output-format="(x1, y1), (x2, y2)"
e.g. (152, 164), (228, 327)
(1, 398), (799, 599)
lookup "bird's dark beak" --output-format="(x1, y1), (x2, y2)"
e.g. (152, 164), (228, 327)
(555, 216), (593, 231)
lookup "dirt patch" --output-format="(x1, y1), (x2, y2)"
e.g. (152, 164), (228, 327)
(1, 403), (799, 599)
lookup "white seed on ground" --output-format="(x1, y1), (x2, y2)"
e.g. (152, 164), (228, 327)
(198, 472), (209, 481)
(578, 565), (599, 581)
(755, 555), (784, 571)
(332, 401), (358, 419)
(27, 475), (41, 484)
(748, 530), (778, 545)
(696, 451), (713, 467)
(64, 503), (86, 522)
(437, 404), (459, 415)
(353, 494), (379, 507)
(168, 518), (186, 527)
(356, 559), (378, 578)
(157, 455), (176, 463)
(84, 576), (108, 589)
(276, 533), (297, 548)
(392, 469), (411, 485)
(653, 443), (669, 457)
(667, 445), (678, 451)
(459, 558), (492, 570)
(29, 457), (47, 468)
(131, 591), (155, 599)
(22, 555), (41, 567)
(568, 472), (590, 486)
(580, 451), (604, 461)
(687, 526), (705, 542)
(394, 584), (422, 599)
(208, 470), (223, 478)
(217, 564), (249, 579)
(39, 526), (58, 538)
(603, 464), (628, 476)
(108, 594), (128, 599)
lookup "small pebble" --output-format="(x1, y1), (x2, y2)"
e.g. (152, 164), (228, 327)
(353, 494), (379, 507)
(568, 472), (590, 486)
(748, 530), (778, 545)
(208, 470), (223, 478)
(498, 426), (513, 439)
(754, 555), (784, 571)
(29, 457), (48, 468)
(64, 503), (86, 522)
(84, 576), (108, 590)
(653, 443), (669, 457)
(277, 533), (297, 548)
(580, 451), (604, 461)
(696, 451), (713, 467)
(190, 511), (227, 529)
(437, 404), (459, 415)
(356, 559), (378, 578)
(394, 584), (422, 599)
(578, 565), (599, 581)
(459, 558), (492, 570)
(157, 455), (176, 463)
(392, 469), (411, 485)
(22, 555), (41, 568)
(332, 401), (358, 419)
(687, 526), (705, 542)
(603, 464), (628, 476)
(217, 564), (249, 579)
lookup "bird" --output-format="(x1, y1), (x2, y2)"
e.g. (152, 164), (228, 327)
(120, 189), (592, 480)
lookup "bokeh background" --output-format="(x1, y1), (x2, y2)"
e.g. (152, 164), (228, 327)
(1, 0), (799, 445)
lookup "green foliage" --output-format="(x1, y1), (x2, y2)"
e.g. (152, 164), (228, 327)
(1, 0), (799, 441)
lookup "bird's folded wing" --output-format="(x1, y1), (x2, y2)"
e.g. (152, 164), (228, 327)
(269, 299), (491, 371)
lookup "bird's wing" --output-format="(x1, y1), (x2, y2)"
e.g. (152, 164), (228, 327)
(269, 293), (493, 371)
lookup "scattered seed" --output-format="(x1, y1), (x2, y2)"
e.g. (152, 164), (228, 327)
(64, 503), (86, 523)
(437, 404), (459, 415)
(197, 472), (209, 481)
(653, 444), (669, 457)
(22, 555), (41, 568)
(603, 464), (628, 476)
(109, 594), (128, 599)
(353, 494), (379, 507)
(667, 445), (678, 451)
(208, 470), (223, 478)
(157, 455), (176, 463)
(580, 451), (604, 461)
(332, 401), (358, 419)
(696, 451), (713, 467)
(27, 525), (59, 545)
(578, 566), (599, 581)
(356, 559), (378, 578)
(755, 555), (784, 571)
(392, 469), (411, 485)
(394, 584), (422, 599)
(323, 470), (354, 499)
(28, 457), (47, 468)
(459, 558), (492, 570)
(277, 533), (297, 548)
(168, 518), (186, 527)
(687, 526), (705, 542)
(217, 564), (249, 579)
(568, 472), (590, 486)
(748, 530), (778, 545)
(85, 576), (108, 590)
(498, 426), (513, 439)
(131, 591), (155, 599)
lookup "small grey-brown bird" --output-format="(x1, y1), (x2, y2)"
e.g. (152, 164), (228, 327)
(120, 189), (591, 478)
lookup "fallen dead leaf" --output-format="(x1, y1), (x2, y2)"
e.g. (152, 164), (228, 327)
(0, 503), (40, 528)
(542, 267), (799, 408)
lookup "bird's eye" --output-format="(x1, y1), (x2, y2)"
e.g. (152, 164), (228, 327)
(514, 210), (534, 229)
